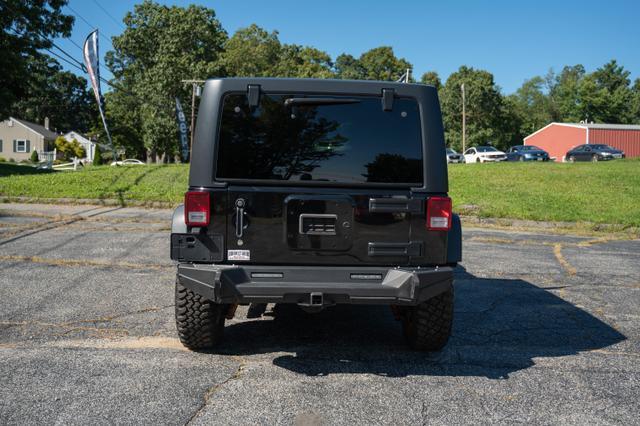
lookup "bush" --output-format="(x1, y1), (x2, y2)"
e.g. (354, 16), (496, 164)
(73, 141), (86, 159)
(9, 158), (15, 163)
(93, 147), (103, 165)
(55, 137), (85, 161)
(55, 136), (71, 160)
(0, 156), (6, 162)
(30, 151), (39, 163)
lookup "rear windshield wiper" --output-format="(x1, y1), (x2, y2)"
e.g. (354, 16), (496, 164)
(284, 97), (361, 107)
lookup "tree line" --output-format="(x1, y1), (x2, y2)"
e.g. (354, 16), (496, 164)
(2, 0), (640, 161)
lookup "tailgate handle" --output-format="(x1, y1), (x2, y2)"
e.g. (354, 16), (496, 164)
(369, 198), (423, 214)
(235, 198), (245, 238)
(368, 241), (423, 257)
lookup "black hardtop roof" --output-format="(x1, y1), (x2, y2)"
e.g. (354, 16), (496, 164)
(204, 77), (436, 97)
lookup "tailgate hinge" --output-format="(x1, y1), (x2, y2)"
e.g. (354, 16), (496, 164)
(381, 88), (394, 111)
(247, 84), (261, 107)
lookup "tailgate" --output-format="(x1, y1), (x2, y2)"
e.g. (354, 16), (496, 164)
(225, 187), (418, 265)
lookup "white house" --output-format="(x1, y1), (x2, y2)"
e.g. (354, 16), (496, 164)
(63, 131), (95, 162)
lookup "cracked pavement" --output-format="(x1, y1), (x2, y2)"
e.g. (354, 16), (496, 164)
(0, 203), (639, 425)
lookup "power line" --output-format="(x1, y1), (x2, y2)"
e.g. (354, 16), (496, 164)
(65, 3), (114, 48)
(67, 37), (84, 52)
(91, 0), (125, 30)
(43, 48), (86, 74)
(7, 27), (86, 72)
(65, 4), (93, 30)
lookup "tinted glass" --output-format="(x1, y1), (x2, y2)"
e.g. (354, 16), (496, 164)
(476, 146), (497, 152)
(216, 94), (423, 184)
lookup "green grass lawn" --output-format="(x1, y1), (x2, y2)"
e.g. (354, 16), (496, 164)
(1, 159), (639, 226)
(448, 159), (640, 226)
(0, 163), (187, 205)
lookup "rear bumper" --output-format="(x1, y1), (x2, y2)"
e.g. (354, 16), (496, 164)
(176, 264), (453, 306)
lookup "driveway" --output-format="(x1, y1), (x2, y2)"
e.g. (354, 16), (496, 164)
(0, 203), (638, 424)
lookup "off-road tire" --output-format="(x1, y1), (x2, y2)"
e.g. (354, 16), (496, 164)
(402, 287), (454, 351)
(175, 279), (226, 350)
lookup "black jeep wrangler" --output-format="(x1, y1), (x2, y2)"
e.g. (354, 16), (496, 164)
(170, 78), (461, 351)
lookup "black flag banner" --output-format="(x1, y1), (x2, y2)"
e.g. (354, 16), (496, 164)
(175, 97), (189, 162)
(83, 29), (116, 159)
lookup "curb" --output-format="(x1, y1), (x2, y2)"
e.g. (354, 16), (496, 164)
(0, 196), (176, 210)
(1, 196), (638, 236)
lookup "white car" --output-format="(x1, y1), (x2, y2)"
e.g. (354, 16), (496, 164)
(110, 159), (145, 166)
(463, 146), (507, 163)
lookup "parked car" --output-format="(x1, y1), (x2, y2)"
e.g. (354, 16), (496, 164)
(506, 145), (550, 162)
(446, 148), (465, 163)
(463, 146), (507, 163)
(170, 78), (461, 352)
(565, 144), (625, 162)
(110, 159), (145, 166)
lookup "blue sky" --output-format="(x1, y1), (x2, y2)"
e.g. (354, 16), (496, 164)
(56, 0), (640, 93)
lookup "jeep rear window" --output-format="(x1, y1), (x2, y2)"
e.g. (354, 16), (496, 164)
(216, 94), (423, 184)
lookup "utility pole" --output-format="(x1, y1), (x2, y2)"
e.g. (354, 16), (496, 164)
(181, 79), (205, 154)
(461, 83), (466, 153)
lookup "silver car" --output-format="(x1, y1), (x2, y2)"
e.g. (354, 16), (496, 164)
(446, 148), (465, 163)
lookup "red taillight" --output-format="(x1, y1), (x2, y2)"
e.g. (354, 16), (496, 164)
(185, 191), (210, 226)
(426, 197), (452, 231)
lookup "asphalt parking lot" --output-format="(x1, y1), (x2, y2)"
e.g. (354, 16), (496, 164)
(1, 203), (639, 425)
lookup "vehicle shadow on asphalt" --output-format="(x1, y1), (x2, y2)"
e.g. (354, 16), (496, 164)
(219, 268), (626, 379)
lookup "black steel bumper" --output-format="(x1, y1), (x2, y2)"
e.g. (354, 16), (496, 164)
(176, 264), (453, 306)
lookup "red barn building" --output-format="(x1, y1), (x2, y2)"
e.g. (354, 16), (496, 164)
(524, 123), (640, 161)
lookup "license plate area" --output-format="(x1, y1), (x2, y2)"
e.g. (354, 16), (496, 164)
(299, 214), (337, 235)
(284, 195), (353, 251)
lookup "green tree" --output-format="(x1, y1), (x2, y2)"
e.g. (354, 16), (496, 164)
(632, 78), (640, 123)
(589, 60), (633, 123)
(71, 139), (85, 158)
(508, 76), (553, 135)
(359, 47), (412, 81)
(334, 54), (365, 80)
(335, 47), (412, 81)
(54, 136), (71, 160)
(420, 71), (442, 91)
(93, 146), (103, 165)
(441, 66), (509, 151)
(220, 24), (334, 79)
(0, 0), (74, 119)
(220, 24), (280, 76)
(101, 89), (144, 159)
(106, 0), (227, 162)
(547, 61), (635, 124)
(274, 45), (333, 78)
(12, 55), (96, 132)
